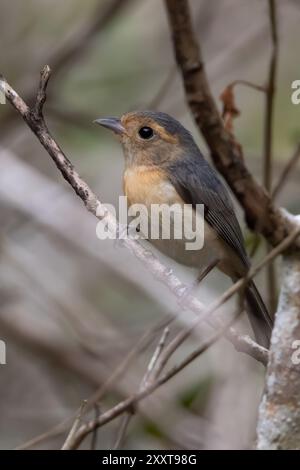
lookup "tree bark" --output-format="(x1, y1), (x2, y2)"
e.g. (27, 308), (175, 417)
(257, 248), (300, 449)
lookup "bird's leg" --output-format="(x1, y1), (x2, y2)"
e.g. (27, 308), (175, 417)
(177, 258), (220, 308)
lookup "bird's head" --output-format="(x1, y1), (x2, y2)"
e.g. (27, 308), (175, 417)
(94, 111), (198, 167)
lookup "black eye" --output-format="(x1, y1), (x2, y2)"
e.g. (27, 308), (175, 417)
(138, 126), (154, 140)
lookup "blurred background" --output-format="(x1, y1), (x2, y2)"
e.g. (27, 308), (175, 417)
(0, 0), (300, 450)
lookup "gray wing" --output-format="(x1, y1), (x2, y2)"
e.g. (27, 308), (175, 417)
(165, 156), (250, 269)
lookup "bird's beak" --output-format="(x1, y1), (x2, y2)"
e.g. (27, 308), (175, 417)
(93, 117), (125, 135)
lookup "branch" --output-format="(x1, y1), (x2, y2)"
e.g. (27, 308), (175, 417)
(61, 401), (87, 450)
(4, 65), (300, 452)
(263, 0), (278, 193)
(164, 0), (298, 250)
(73, 224), (300, 449)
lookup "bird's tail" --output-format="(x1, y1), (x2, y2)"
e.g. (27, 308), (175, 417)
(244, 280), (273, 349)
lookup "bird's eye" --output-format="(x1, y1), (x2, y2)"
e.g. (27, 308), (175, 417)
(138, 126), (154, 140)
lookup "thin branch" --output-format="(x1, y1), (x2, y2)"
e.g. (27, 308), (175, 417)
(62, 306), (243, 449)
(272, 143), (300, 199)
(146, 222), (300, 374)
(16, 315), (172, 450)
(4, 67), (300, 451)
(90, 405), (101, 450)
(264, 0), (279, 316)
(141, 327), (170, 389)
(164, 0), (297, 250)
(0, 0), (133, 134)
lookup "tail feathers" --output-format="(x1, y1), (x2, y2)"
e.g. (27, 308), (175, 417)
(244, 280), (273, 349)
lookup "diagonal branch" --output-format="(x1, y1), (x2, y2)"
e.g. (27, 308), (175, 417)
(164, 0), (298, 251)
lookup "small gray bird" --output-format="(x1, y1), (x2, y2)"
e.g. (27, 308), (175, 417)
(95, 110), (273, 347)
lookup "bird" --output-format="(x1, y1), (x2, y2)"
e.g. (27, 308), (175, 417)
(94, 110), (273, 347)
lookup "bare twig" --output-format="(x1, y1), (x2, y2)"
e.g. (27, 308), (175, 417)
(113, 412), (134, 450)
(0, 67), (269, 366)
(4, 66), (299, 451)
(257, 250), (300, 449)
(147, 66), (176, 109)
(226, 330), (269, 366)
(61, 400), (87, 450)
(164, 0), (297, 250)
(49, 0), (134, 83)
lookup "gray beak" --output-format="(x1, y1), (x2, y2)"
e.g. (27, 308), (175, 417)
(93, 117), (125, 135)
